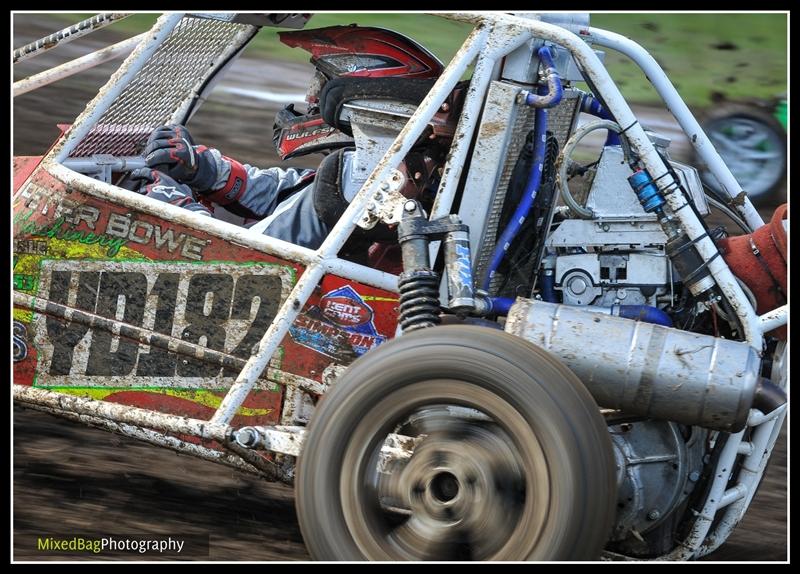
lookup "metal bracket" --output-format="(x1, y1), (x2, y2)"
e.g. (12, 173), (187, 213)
(233, 424), (419, 469)
(356, 168), (408, 230)
(233, 425), (306, 456)
(90, 154), (121, 183)
(397, 202), (469, 241)
(62, 155), (145, 183)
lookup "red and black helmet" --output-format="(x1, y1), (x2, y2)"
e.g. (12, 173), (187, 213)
(272, 25), (444, 160)
(279, 24), (443, 84)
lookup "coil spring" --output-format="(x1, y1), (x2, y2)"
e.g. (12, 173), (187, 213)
(398, 269), (441, 332)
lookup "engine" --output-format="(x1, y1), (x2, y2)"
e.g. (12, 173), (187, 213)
(544, 135), (709, 316)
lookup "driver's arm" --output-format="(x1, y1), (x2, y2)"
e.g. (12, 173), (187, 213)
(200, 148), (315, 218)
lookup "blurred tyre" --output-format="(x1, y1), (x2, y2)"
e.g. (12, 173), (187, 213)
(698, 102), (786, 207)
(295, 325), (617, 560)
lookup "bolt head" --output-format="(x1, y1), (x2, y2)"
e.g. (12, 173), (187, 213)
(404, 201), (417, 213)
(568, 276), (587, 295)
(236, 428), (259, 448)
(380, 182), (390, 191)
(647, 510), (661, 521)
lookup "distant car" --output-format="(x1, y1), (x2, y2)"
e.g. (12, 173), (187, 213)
(699, 98), (787, 206)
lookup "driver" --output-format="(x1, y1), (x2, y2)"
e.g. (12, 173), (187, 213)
(130, 25), (454, 256)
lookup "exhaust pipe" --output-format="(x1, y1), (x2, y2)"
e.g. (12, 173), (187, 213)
(753, 378), (787, 415)
(505, 299), (762, 431)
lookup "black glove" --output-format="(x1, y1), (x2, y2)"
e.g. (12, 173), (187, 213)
(143, 124), (217, 191)
(130, 168), (212, 216)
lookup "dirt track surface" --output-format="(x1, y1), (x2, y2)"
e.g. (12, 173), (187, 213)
(13, 15), (787, 562)
(12, 407), (787, 561)
(13, 407), (309, 561)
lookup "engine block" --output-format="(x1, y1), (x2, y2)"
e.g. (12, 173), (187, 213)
(545, 137), (706, 310)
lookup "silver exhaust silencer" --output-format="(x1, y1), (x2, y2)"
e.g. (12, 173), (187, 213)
(505, 299), (761, 431)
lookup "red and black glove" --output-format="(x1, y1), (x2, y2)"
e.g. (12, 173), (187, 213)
(130, 168), (212, 216)
(143, 124), (217, 192)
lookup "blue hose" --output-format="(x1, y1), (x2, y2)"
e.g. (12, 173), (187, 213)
(615, 305), (673, 327)
(522, 46), (563, 108)
(489, 297), (515, 316)
(581, 94), (621, 146)
(481, 87), (550, 291)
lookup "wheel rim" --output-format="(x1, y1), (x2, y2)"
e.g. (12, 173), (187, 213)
(703, 115), (785, 198)
(338, 380), (552, 560)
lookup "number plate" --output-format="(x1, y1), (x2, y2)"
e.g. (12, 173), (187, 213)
(33, 260), (294, 388)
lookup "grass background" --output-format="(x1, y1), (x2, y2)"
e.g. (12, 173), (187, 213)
(36, 12), (787, 108)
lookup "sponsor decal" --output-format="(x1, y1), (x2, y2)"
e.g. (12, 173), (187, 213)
(150, 185), (185, 200)
(225, 178), (243, 200)
(13, 254), (37, 292)
(14, 239), (48, 255)
(15, 211), (128, 258)
(290, 285), (386, 360)
(13, 321), (28, 362)
(285, 126), (336, 142)
(13, 274), (36, 291)
(15, 185), (210, 260)
(321, 287), (374, 327)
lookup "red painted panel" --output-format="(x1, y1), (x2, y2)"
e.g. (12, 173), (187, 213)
(13, 156), (43, 193)
(13, 164), (400, 432)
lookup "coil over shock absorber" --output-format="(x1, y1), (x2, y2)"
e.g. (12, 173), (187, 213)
(398, 270), (441, 332)
(397, 200), (483, 332)
(628, 169), (715, 296)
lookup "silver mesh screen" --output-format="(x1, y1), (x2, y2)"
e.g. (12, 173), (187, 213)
(70, 16), (253, 158)
(475, 88), (583, 293)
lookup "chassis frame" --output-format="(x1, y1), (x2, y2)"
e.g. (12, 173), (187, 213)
(12, 12), (788, 560)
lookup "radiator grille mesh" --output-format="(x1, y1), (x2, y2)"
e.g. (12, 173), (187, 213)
(474, 88), (583, 293)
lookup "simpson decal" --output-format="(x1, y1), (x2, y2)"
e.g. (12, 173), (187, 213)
(290, 285), (386, 360)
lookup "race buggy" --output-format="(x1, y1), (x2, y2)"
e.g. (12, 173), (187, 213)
(13, 12), (788, 561)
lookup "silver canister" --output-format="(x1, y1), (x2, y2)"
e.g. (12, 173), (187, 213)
(505, 299), (760, 431)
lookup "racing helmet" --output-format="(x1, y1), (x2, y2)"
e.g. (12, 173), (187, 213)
(272, 25), (444, 160)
